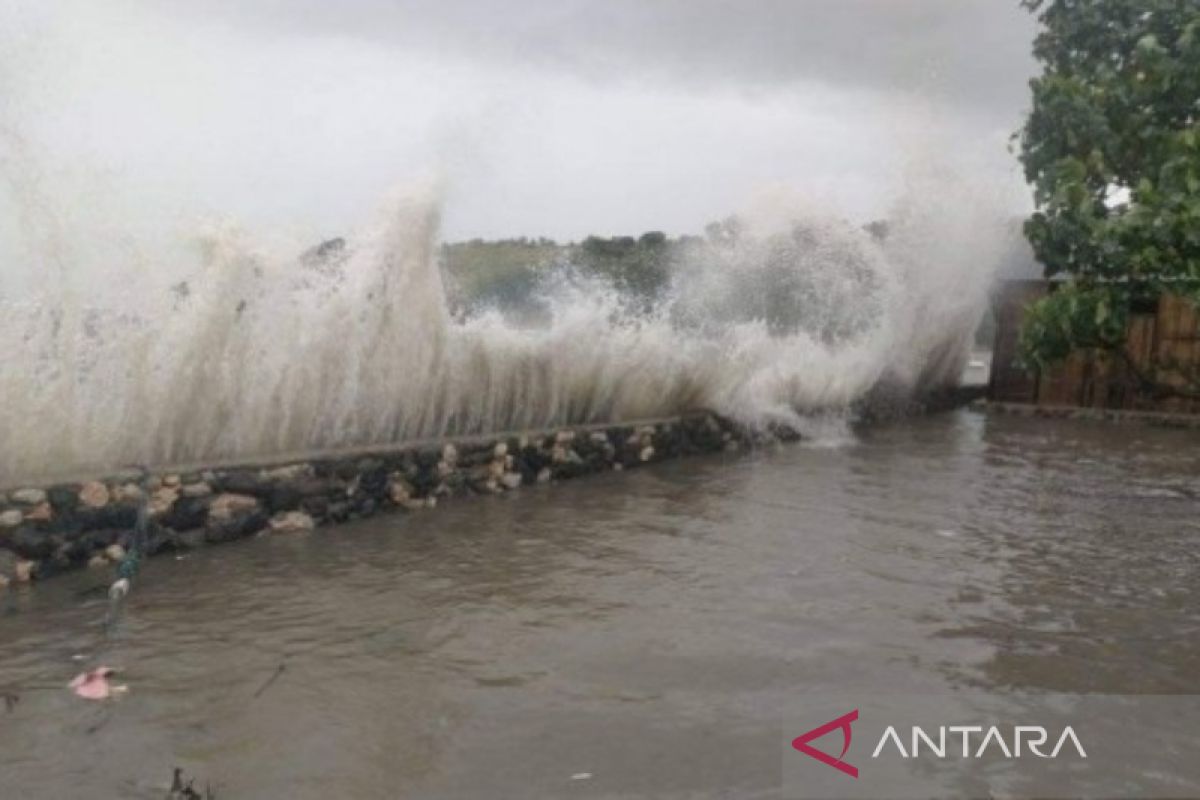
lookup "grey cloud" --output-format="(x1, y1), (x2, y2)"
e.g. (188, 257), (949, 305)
(164, 0), (1037, 118)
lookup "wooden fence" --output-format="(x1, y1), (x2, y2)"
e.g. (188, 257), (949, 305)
(988, 281), (1200, 414)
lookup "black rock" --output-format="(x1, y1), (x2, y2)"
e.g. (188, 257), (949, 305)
(359, 467), (389, 498)
(47, 485), (81, 514)
(214, 470), (269, 497)
(300, 495), (330, 521)
(75, 504), (139, 533)
(161, 496), (211, 532)
(8, 526), (54, 559)
(204, 510), (268, 544)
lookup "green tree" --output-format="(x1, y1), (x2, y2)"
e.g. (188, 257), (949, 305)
(1017, 0), (1200, 396)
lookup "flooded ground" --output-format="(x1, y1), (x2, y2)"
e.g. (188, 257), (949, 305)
(1, 410), (1198, 798)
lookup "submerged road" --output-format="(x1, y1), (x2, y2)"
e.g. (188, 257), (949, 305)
(1, 410), (1198, 797)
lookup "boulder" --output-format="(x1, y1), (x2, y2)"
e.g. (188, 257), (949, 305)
(24, 503), (52, 522)
(149, 487), (180, 517)
(208, 493), (260, 522)
(115, 483), (145, 503)
(259, 463), (313, 482)
(161, 496), (210, 532)
(9, 488), (46, 506)
(205, 510), (268, 544)
(0, 509), (22, 528)
(78, 481), (110, 509)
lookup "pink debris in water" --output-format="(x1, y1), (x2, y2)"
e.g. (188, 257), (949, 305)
(68, 667), (125, 700)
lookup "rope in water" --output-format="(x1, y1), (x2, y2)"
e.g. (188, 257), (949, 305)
(107, 466), (151, 616)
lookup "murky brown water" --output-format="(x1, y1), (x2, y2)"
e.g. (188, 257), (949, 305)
(1, 410), (1198, 798)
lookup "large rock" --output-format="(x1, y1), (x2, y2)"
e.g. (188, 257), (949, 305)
(9, 488), (46, 506)
(78, 481), (110, 509)
(149, 487), (180, 517)
(208, 493), (260, 522)
(9, 527), (54, 559)
(205, 509), (268, 544)
(24, 503), (52, 522)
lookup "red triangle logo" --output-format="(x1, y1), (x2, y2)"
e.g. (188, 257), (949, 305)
(791, 709), (859, 778)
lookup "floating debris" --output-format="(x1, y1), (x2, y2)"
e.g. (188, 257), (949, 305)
(68, 667), (126, 700)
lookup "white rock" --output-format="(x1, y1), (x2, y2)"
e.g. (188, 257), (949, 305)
(500, 472), (522, 490)
(536, 468), (552, 484)
(208, 493), (259, 522)
(0, 509), (23, 528)
(493, 441), (508, 458)
(589, 431), (609, 444)
(259, 463), (312, 482)
(87, 555), (109, 569)
(78, 481), (110, 509)
(116, 483), (145, 503)
(555, 430), (576, 444)
(14, 560), (34, 583)
(269, 511), (315, 533)
(639, 446), (655, 462)
(10, 488), (45, 506)
(442, 443), (459, 464)
(162, 474), (181, 488)
(181, 482), (213, 498)
(149, 487), (179, 516)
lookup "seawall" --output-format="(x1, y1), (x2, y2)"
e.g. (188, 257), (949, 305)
(0, 412), (760, 587)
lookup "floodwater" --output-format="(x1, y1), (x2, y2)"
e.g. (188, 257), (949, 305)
(1, 410), (1198, 798)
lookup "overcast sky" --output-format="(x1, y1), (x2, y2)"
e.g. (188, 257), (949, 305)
(2, 0), (1039, 242)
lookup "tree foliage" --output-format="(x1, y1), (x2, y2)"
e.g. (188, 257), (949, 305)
(1017, 0), (1200, 392)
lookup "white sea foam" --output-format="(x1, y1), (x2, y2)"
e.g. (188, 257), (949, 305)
(0, 168), (1009, 484)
